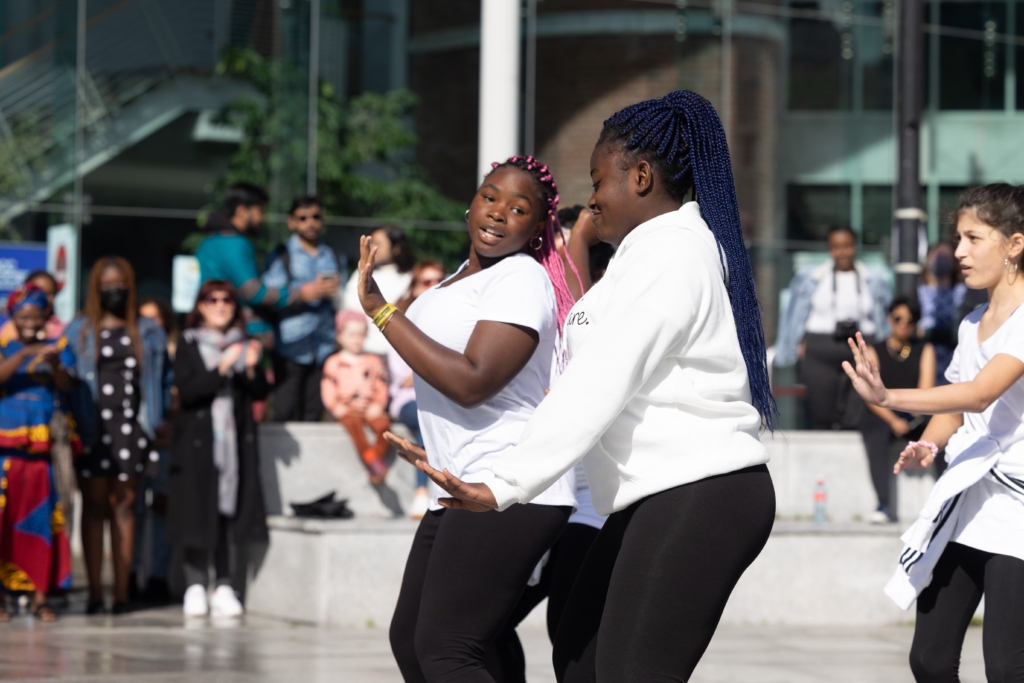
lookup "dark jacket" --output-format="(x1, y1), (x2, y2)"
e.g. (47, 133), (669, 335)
(167, 334), (269, 549)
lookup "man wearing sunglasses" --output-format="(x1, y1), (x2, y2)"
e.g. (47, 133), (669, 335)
(262, 196), (344, 421)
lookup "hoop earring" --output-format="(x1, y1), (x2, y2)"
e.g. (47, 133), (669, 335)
(463, 209), (470, 222)
(530, 235), (544, 251)
(1007, 257), (1020, 285)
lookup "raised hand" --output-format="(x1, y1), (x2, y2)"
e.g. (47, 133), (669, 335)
(414, 459), (498, 513)
(357, 235), (388, 317)
(894, 443), (935, 474)
(842, 332), (890, 406)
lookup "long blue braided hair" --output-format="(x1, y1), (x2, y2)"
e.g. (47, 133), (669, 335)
(599, 90), (777, 431)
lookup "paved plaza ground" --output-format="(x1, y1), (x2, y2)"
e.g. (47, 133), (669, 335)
(0, 602), (987, 682)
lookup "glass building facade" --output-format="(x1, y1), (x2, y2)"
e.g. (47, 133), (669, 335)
(1, 0), (1022, 424)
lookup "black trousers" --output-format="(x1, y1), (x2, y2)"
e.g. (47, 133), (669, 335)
(390, 504), (571, 683)
(553, 465), (775, 682)
(910, 542), (1024, 683)
(800, 333), (860, 430)
(183, 515), (233, 588)
(490, 522), (602, 683)
(860, 413), (927, 512)
(270, 354), (324, 422)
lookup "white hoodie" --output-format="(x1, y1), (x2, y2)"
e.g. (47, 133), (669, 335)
(477, 202), (769, 515)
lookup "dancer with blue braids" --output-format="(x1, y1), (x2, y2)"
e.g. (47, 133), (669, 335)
(409, 91), (777, 681)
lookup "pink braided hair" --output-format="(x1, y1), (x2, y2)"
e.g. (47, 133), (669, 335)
(488, 155), (583, 336)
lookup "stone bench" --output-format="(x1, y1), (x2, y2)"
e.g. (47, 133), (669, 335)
(257, 422), (420, 520)
(244, 428), (961, 628)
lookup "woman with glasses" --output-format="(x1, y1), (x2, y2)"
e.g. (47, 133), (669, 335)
(168, 280), (268, 618)
(858, 295), (935, 523)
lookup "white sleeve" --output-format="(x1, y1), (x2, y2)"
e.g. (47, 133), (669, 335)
(478, 235), (701, 509)
(994, 312), (1024, 365)
(945, 316), (972, 384)
(944, 345), (961, 384)
(477, 258), (555, 334)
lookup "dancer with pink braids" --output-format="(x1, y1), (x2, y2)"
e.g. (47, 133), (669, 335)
(356, 156), (579, 682)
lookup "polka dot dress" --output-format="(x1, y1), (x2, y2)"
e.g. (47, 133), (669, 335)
(77, 328), (159, 481)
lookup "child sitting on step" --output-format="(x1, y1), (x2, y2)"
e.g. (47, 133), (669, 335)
(321, 310), (390, 483)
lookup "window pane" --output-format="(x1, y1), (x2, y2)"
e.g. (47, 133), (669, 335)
(862, 185), (893, 245)
(787, 185), (852, 241)
(1017, 2), (1024, 110)
(861, 1), (895, 110)
(939, 2), (1006, 110)
(789, 3), (851, 110)
(939, 186), (970, 238)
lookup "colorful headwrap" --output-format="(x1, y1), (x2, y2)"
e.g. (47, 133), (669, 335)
(7, 285), (49, 316)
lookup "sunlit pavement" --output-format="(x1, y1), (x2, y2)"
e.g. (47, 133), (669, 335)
(0, 603), (985, 682)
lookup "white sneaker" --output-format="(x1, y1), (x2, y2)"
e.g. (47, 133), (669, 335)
(209, 585), (244, 618)
(183, 584), (208, 617)
(867, 510), (891, 525)
(409, 488), (430, 520)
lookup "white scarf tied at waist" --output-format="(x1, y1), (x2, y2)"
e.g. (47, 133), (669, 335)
(884, 433), (1024, 609)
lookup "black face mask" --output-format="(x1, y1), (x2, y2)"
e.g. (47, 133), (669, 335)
(99, 287), (128, 316)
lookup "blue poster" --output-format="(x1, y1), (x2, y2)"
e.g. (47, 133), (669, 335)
(0, 242), (49, 307)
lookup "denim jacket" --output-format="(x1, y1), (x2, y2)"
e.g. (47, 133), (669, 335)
(775, 260), (892, 367)
(63, 316), (170, 448)
(262, 234), (344, 365)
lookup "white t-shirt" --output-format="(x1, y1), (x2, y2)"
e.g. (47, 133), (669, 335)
(405, 254), (577, 511)
(805, 268), (877, 336)
(944, 304), (1024, 562)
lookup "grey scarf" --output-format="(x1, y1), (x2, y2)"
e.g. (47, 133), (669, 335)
(186, 327), (245, 517)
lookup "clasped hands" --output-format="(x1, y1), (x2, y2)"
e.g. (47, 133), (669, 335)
(382, 432), (499, 512)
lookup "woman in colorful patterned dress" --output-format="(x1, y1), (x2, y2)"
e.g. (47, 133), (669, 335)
(0, 286), (80, 621)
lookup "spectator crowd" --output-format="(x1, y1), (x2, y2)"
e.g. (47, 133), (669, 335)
(0, 181), (614, 620)
(775, 223), (983, 524)
(0, 176), (971, 620)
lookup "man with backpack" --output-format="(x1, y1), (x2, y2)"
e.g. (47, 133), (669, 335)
(262, 195), (344, 421)
(197, 183), (337, 338)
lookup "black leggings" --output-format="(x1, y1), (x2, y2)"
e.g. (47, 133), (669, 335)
(553, 464), (775, 682)
(390, 504), (571, 683)
(910, 542), (1024, 683)
(490, 522), (602, 683)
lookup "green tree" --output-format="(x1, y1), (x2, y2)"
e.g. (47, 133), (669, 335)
(205, 48), (467, 268)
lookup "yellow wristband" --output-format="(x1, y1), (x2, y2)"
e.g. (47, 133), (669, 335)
(372, 303), (398, 330)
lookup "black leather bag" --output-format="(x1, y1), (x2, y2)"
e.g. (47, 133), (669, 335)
(290, 491), (354, 519)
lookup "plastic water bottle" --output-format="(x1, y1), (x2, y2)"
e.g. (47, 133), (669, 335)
(813, 477), (828, 525)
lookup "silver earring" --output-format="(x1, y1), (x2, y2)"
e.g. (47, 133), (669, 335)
(530, 235), (544, 251)
(464, 209), (470, 222)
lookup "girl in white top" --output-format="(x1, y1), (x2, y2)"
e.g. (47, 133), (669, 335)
(341, 226), (414, 355)
(845, 183), (1024, 683)
(415, 92), (778, 682)
(356, 156), (579, 683)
